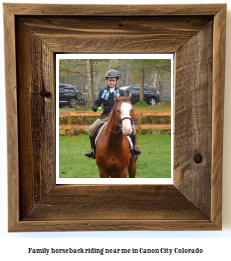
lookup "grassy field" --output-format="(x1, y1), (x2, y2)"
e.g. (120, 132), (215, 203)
(59, 134), (171, 179)
(59, 101), (171, 113)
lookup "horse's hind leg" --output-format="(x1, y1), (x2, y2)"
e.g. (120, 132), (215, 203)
(128, 157), (137, 178)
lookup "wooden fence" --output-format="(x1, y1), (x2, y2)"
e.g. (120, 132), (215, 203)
(59, 112), (171, 137)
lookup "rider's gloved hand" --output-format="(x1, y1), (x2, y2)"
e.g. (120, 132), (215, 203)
(92, 104), (98, 112)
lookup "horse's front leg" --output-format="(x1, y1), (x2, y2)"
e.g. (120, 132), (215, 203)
(128, 157), (137, 178)
(99, 168), (109, 178)
(119, 169), (129, 178)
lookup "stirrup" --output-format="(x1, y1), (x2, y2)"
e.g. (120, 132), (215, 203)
(84, 148), (94, 159)
(130, 145), (142, 157)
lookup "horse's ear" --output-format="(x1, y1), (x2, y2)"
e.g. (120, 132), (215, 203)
(128, 91), (132, 101)
(113, 92), (119, 102)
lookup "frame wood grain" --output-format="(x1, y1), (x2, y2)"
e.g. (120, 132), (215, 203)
(4, 4), (226, 231)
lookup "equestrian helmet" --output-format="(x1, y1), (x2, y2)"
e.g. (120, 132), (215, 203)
(105, 69), (119, 79)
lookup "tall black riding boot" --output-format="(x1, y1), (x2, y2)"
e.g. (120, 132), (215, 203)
(130, 135), (142, 157)
(84, 136), (96, 159)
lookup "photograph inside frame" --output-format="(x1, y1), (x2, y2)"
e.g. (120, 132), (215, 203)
(56, 54), (174, 184)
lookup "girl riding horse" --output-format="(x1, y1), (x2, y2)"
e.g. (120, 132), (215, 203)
(84, 69), (142, 159)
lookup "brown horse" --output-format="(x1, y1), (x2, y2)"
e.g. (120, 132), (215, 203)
(95, 93), (138, 178)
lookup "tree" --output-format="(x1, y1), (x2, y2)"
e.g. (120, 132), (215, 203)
(86, 59), (94, 104)
(140, 68), (144, 101)
(128, 59), (171, 101)
(59, 59), (87, 85)
(128, 59), (151, 101)
(59, 58), (171, 103)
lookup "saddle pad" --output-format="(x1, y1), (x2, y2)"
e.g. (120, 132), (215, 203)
(127, 136), (133, 149)
(95, 121), (108, 145)
(95, 122), (133, 149)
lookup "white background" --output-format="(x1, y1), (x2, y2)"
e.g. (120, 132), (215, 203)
(1, 0), (231, 260)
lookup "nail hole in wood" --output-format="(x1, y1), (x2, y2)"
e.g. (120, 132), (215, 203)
(194, 153), (203, 164)
(40, 90), (52, 99)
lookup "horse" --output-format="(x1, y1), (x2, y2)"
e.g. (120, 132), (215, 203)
(95, 92), (139, 178)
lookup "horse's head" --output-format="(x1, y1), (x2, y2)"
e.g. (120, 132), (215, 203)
(113, 92), (134, 136)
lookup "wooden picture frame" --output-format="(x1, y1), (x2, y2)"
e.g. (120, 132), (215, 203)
(4, 3), (226, 231)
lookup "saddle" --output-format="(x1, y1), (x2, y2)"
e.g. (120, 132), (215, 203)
(93, 120), (108, 139)
(93, 120), (133, 149)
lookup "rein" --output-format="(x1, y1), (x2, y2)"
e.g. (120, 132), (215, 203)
(109, 99), (134, 133)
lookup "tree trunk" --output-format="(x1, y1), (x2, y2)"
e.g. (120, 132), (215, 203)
(140, 68), (144, 101)
(153, 72), (162, 102)
(86, 59), (94, 104)
(126, 65), (130, 86)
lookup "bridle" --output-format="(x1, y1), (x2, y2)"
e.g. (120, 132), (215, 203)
(109, 99), (134, 133)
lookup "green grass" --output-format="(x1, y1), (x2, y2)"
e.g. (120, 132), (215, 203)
(133, 101), (150, 107)
(59, 102), (171, 113)
(59, 134), (171, 179)
(136, 134), (171, 178)
(133, 101), (171, 112)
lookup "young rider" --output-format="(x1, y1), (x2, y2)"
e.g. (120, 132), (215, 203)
(84, 69), (142, 159)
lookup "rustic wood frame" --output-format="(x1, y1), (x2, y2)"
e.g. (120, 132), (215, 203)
(4, 4), (226, 232)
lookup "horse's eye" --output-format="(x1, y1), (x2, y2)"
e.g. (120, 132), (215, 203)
(117, 109), (120, 113)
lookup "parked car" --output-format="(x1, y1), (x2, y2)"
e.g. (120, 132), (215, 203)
(120, 84), (160, 106)
(59, 83), (82, 108)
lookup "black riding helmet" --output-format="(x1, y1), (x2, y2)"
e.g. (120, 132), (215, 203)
(105, 69), (119, 80)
